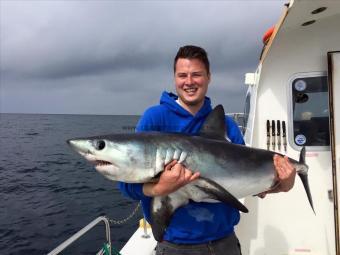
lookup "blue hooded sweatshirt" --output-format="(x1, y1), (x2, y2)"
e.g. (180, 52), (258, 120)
(119, 91), (245, 244)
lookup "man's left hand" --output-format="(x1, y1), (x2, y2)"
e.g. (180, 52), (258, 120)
(258, 154), (296, 198)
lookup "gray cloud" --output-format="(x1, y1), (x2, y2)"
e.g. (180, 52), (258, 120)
(1, 0), (286, 114)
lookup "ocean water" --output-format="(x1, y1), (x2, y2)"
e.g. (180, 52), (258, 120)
(0, 114), (143, 254)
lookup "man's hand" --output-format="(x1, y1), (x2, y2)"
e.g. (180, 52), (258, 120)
(143, 160), (200, 197)
(258, 154), (296, 198)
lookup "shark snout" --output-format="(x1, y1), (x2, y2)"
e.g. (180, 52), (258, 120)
(67, 139), (90, 155)
(67, 139), (79, 150)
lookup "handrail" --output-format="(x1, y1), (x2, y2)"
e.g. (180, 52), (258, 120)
(47, 216), (111, 255)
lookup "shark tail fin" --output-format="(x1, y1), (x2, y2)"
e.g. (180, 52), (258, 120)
(297, 146), (315, 214)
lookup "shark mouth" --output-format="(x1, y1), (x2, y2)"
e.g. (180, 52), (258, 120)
(95, 160), (111, 166)
(94, 160), (119, 175)
(79, 152), (114, 167)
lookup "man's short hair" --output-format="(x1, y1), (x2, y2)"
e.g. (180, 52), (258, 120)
(174, 45), (210, 74)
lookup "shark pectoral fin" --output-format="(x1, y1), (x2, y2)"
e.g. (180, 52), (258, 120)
(151, 193), (189, 241)
(151, 196), (172, 242)
(194, 177), (249, 213)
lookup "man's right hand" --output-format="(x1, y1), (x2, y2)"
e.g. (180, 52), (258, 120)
(143, 160), (200, 197)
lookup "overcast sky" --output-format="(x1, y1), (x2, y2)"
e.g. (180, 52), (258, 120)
(0, 0), (286, 115)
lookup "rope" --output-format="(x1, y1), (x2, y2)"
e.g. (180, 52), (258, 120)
(102, 243), (111, 255)
(108, 201), (141, 225)
(111, 246), (122, 255)
(101, 242), (121, 255)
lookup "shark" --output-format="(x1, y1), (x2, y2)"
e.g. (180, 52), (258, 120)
(67, 105), (313, 241)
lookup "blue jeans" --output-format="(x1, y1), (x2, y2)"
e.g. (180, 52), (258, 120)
(155, 232), (242, 255)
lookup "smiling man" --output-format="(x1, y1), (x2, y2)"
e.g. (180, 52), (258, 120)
(119, 45), (296, 255)
(173, 51), (210, 115)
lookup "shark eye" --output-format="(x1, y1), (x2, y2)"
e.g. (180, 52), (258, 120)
(95, 140), (106, 150)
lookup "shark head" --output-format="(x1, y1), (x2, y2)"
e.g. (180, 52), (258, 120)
(67, 134), (157, 183)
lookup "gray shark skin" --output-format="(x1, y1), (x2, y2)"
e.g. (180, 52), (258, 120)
(67, 105), (313, 241)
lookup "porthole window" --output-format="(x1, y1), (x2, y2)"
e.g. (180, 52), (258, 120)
(291, 76), (330, 147)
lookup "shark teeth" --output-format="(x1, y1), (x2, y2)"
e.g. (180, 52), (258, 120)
(95, 160), (111, 166)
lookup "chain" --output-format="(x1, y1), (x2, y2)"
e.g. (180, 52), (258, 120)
(108, 201), (141, 225)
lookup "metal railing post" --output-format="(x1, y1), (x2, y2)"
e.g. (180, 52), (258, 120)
(47, 216), (111, 255)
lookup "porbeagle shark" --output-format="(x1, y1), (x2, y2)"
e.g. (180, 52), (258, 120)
(67, 105), (313, 241)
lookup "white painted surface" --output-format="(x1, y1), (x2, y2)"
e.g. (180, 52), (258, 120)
(120, 227), (156, 255)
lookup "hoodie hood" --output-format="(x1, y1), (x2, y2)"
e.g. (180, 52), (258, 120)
(160, 91), (212, 118)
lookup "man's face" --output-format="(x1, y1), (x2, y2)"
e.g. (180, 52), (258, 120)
(174, 58), (210, 108)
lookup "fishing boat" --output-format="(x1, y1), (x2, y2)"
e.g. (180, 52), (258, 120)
(48, 0), (340, 254)
(237, 0), (339, 254)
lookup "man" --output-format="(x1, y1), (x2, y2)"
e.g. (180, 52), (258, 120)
(119, 45), (295, 255)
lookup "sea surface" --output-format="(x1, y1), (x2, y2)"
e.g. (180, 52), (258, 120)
(0, 114), (143, 255)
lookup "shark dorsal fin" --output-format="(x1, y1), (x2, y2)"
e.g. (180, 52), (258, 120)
(199, 105), (227, 140)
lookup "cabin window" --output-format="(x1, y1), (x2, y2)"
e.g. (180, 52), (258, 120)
(291, 76), (330, 147)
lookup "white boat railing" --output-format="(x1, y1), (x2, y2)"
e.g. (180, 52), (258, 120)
(47, 216), (112, 255)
